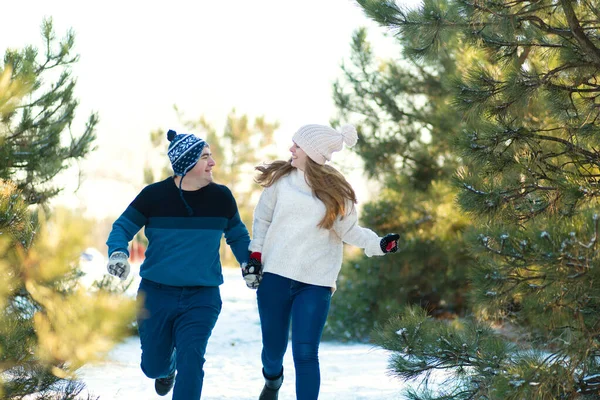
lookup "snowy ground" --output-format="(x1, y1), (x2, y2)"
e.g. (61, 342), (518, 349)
(77, 267), (416, 399)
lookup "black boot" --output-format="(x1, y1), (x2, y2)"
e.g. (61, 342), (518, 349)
(258, 368), (283, 400)
(155, 371), (176, 396)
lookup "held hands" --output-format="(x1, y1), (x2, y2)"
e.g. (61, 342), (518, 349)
(380, 233), (400, 254)
(241, 252), (263, 289)
(107, 251), (131, 280)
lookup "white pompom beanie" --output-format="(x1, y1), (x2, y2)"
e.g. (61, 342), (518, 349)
(292, 124), (358, 165)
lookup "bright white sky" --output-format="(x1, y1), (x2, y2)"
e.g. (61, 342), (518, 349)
(2, 0), (421, 219)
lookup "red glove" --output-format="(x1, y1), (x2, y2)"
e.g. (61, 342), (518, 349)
(380, 233), (400, 253)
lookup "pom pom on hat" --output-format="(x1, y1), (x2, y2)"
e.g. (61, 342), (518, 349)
(167, 129), (177, 142)
(340, 124), (358, 147)
(292, 123), (358, 165)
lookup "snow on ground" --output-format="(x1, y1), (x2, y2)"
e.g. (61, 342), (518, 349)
(77, 267), (414, 399)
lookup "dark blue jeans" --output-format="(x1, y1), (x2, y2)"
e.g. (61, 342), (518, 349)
(136, 278), (222, 400)
(257, 272), (332, 400)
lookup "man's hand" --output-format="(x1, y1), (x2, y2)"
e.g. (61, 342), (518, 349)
(380, 233), (400, 254)
(107, 251), (131, 280)
(241, 252), (262, 289)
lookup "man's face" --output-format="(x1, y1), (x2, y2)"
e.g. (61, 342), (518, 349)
(188, 146), (215, 184)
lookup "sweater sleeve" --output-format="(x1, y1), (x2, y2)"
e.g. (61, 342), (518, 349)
(333, 203), (384, 257)
(224, 191), (251, 265)
(106, 205), (146, 257)
(106, 187), (152, 258)
(249, 184), (277, 253)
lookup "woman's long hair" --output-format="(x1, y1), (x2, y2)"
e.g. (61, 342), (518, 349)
(255, 158), (357, 230)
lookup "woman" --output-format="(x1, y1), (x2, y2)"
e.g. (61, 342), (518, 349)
(248, 123), (399, 400)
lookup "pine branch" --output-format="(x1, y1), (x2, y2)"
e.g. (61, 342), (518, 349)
(582, 0), (600, 20)
(547, 82), (600, 93)
(524, 131), (599, 162)
(560, 0), (600, 66)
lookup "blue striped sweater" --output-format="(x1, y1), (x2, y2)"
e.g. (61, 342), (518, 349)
(106, 177), (250, 287)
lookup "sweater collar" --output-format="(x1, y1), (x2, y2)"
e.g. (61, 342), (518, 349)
(290, 168), (312, 192)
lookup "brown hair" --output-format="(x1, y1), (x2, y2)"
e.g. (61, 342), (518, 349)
(254, 158), (357, 230)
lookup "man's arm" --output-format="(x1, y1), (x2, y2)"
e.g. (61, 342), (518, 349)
(105, 205), (146, 280)
(224, 210), (251, 265)
(106, 206), (146, 257)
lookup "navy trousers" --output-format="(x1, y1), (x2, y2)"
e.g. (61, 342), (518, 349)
(136, 278), (221, 400)
(257, 272), (332, 400)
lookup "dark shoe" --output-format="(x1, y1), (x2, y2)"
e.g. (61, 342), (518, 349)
(259, 368), (283, 400)
(155, 371), (176, 396)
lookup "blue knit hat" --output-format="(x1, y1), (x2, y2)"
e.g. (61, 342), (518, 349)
(167, 129), (207, 176)
(166, 129), (207, 216)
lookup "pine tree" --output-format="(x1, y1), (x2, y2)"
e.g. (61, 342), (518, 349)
(325, 26), (474, 340)
(0, 19), (98, 205)
(358, 0), (600, 398)
(0, 19), (136, 399)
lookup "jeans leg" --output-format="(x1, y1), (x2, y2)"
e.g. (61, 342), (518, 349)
(172, 286), (222, 400)
(257, 273), (292, 378)
(291, 283), (331, 400)
(137, 280), (177, 380)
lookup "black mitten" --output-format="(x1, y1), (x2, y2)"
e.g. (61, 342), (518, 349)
(242, 252), (263, 289)
(380, 233), (400, 253)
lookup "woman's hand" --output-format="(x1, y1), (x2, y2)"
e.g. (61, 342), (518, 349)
(380, 233), (400, 254)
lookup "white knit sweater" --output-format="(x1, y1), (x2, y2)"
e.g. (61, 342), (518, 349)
(249, 168), (384, 288)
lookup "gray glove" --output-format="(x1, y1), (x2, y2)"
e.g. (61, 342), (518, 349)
(241, 252), (262, 289)
(107, 251), (131, 280)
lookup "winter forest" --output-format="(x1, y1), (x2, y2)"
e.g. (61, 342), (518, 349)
(2, 0), (600, 399)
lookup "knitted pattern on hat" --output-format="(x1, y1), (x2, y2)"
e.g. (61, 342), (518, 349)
(292, 124), (358, 165)
(167, 129), (207, 176)
(166, 129), (207, 216)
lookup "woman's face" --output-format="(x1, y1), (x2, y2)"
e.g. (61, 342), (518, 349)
(289, 142), (309, 170)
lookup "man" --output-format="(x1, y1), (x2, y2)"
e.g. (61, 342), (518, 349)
(106, 129), (259, 399)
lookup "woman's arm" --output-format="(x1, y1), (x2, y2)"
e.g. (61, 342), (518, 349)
(249, 184), (277, 253)
(333, 205), (384, 257)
